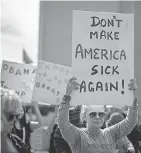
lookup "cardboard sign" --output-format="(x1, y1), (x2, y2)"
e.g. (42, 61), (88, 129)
(32, 61), (71, 104)
(1, 60), (36, 103)
(72, 11), (134, 105)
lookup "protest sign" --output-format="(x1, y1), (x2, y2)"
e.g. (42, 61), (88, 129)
(32, 61), (71, 104)
(1, 60), (36, 103)
(72, 10), (134, 105)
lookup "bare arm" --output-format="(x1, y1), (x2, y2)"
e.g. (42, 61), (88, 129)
(46, 104), (58, 135)
(30, 101), (44, 130)
(108, 79), (139, 144)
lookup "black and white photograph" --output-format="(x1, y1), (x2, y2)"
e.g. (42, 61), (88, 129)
(1, 0), (141, 153)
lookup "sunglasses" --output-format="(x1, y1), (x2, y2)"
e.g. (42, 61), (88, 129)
(89, 112), (105, 118)
(5, 113), (20, 121)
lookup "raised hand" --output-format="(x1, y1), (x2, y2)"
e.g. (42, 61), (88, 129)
(65, 77), (80, 96)
(128, 79), (138, 107)
(128, 79), (138, 91)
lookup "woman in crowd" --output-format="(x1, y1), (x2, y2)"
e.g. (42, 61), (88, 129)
(57, 78), (139, 153)
(1, 113), (19, 153)
(1, 88), (31, 153)
(11, 99), (44, 152)
(106, 112), (135, 153)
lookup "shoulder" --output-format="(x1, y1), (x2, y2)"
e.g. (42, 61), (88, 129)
(78, 128), (91, 135)
(102, 127), (111, 133)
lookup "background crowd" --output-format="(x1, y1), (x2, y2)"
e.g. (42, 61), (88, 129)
(1, 83), (141, 153)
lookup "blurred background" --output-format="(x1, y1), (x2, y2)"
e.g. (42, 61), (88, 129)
(1, 0), (39, 65)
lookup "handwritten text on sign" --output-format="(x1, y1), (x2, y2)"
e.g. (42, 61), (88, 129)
(32, 61), (71, 104)
(72, 11), (134, 105)
(1, 60), (36, 103)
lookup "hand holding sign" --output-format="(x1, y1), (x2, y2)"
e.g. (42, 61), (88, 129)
(66, 77), (80, 96)
(128, 79), (138, 91)
(128, 79), (138, 107)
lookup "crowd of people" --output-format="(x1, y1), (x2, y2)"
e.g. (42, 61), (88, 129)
(1, 78), (141, 153)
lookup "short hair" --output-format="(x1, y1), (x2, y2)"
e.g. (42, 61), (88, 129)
(106, 112), (124, 127)
(1, 87), (22, 114)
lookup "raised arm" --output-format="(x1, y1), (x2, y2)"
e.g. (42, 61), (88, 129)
(47, 102), (58, 135)
(30, 101), (44, 130)
(57, 77), (81, 146)
(108, 79), (138, 144)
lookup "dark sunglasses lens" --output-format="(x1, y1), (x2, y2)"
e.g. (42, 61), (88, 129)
(99, 112), (105, 117)
(89, 112), (97, 118)
(89, 112), (105, 118)
(6, 114), (14, 121)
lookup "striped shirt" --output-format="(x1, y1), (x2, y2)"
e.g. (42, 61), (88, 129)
(57, 101), (138, 153)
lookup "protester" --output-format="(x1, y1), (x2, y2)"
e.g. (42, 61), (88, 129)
(10, 100), (44, 152)
(106, 112), (135, 153)
(57, 78), (139, 153)
(1, 87), (31, 153)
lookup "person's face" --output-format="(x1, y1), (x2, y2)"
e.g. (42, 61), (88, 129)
(85, 106), (105, 128)
(4, 112), (20, 133)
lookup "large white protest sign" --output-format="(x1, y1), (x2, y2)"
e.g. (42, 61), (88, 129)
(72, 10), (134, 105)
(1, 60), (36, 103)
(32, 61), (71, 104)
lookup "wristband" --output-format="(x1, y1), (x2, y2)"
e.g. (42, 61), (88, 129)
(62, 95), (71, 103)
(133, 97), (138, 106)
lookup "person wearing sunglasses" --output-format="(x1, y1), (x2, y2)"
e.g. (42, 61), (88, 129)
(1, 113), (19, 153)
(1, 88), (31, 153)
(57, 78), (139, 153)
(11, 105), (32, 152)
(10, 100), (45, 153)
(1, 88), (22, 133)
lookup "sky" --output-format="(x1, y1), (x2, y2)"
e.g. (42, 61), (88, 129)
(1, 0), (40, 64)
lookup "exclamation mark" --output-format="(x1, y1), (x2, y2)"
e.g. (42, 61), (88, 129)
(121, 79), (124, 94)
